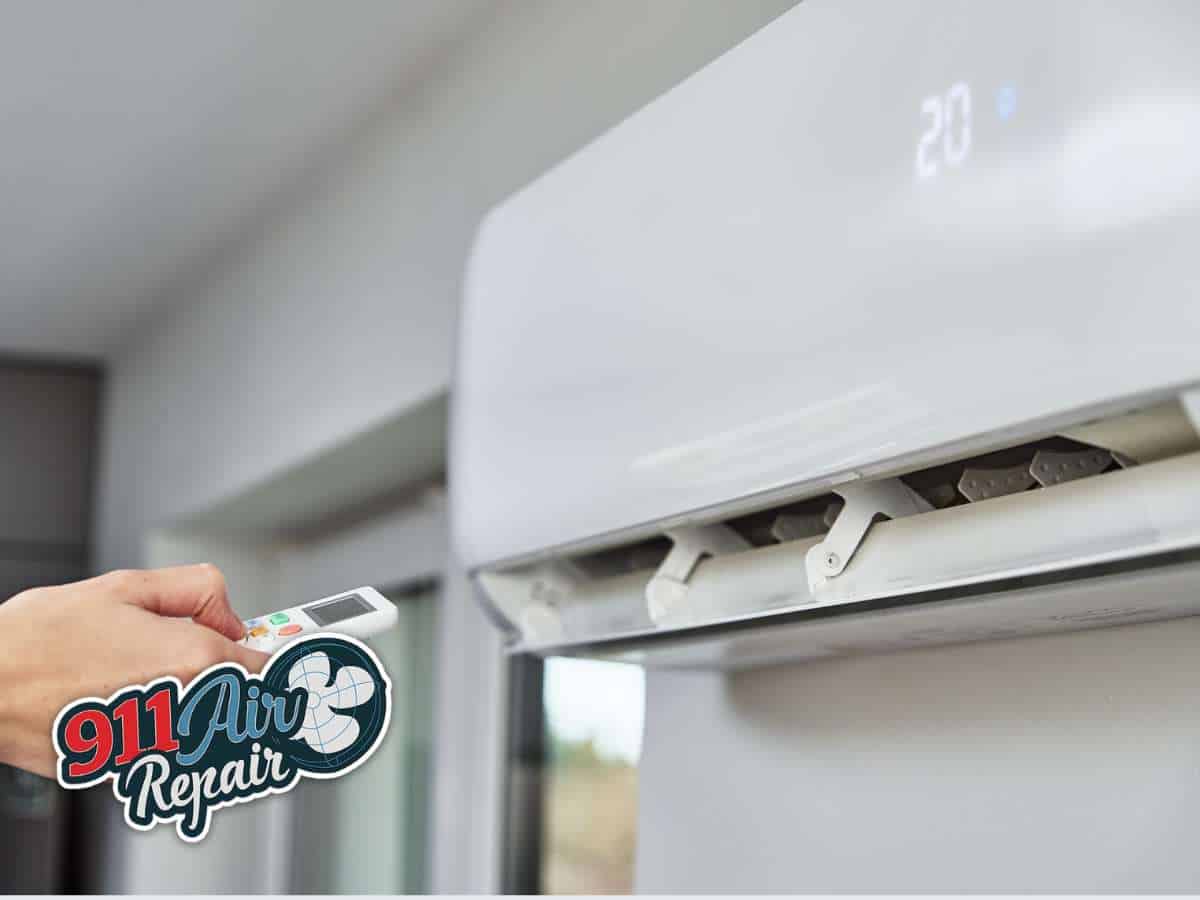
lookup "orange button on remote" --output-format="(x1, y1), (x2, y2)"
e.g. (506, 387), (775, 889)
(278, 624), (303, 636)
(249, 625), (269, 638)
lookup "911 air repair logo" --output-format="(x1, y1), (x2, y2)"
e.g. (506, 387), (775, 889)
(52, 635), (390, 841)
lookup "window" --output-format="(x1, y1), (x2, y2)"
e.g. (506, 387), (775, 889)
(289, 580), (438, 893)
(504, 655), (645, 894)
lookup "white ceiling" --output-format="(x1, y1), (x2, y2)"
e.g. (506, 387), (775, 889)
(0, 0), (491, 361)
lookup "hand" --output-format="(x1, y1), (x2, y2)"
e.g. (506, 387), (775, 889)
(0, 564), (270, 777)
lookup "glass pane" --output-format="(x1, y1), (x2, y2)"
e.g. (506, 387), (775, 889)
(541, 657), (644, 894)
(288, 582), (437, 893)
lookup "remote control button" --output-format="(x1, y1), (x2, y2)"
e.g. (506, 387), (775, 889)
(269, 612), (290, 625)
(244, 618), (262, 628)
(278, 624), (303, 636)
(249, 625), (269, 638)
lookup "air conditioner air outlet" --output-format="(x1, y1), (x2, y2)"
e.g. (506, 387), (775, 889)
(476, 396), (1200, 664)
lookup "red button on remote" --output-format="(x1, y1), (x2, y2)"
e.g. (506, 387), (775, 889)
(278, 624), (303, 636)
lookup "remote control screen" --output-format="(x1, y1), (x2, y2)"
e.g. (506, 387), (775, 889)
(304, 592), (372, 626)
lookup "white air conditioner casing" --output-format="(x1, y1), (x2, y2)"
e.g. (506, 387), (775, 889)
(450, 0), (1200, 668)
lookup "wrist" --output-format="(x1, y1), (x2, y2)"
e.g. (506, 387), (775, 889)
(0, 595), (48, 774)
(0, 600), (22, 767)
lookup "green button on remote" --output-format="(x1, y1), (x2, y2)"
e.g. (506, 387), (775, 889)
(269, 612), (290, 625)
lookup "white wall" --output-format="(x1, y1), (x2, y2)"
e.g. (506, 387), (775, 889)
(637, 616), (1200, 892)
(92, 1), (799, 892)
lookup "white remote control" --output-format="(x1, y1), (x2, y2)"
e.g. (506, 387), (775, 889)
(239, 586), (398, 654)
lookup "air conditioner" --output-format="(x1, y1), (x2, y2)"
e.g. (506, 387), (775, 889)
(450, 0), (1200, 669)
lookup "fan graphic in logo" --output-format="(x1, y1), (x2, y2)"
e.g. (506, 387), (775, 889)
(290, 652), (374, 754)
(263, 636), (391, 776)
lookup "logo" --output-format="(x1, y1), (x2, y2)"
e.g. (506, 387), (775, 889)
(52, 634), (391, 841)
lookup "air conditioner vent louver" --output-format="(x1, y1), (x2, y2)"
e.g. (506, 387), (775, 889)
(476, 397), (1200, 667)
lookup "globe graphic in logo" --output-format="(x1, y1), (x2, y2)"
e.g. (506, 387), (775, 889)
(262, 636), (390, 775)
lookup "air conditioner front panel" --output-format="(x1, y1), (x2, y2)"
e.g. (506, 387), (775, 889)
(453, 0), (1200, 570)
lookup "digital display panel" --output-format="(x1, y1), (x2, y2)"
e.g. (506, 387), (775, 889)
(303, 593), (372, 627)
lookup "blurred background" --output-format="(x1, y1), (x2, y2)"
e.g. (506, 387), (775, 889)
(0, 1), (797, 892)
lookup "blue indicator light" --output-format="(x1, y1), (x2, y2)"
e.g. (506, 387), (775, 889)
(995, 84), (1018, 121)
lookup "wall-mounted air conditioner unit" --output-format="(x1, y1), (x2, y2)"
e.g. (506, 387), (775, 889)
(450, 0), (1200, 669)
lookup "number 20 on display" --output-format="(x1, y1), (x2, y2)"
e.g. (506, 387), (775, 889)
(916, 81), (971, 179)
